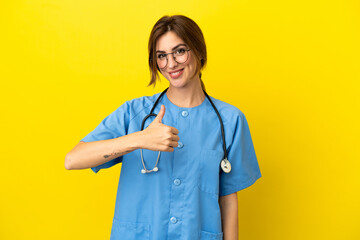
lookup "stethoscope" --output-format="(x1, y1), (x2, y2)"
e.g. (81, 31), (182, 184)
(140, 87), (232, 174)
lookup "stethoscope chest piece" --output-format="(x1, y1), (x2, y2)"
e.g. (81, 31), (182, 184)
(221, 158), (232, 173)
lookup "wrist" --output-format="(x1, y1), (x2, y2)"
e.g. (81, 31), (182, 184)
(130, 131), (145, 149)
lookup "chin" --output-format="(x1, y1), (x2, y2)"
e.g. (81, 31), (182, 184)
(168, 80), (186, 89)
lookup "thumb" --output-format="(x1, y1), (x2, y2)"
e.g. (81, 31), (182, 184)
(155, 104), (166, 123)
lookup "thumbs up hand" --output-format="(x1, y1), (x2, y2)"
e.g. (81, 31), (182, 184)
(153, 104), (166, 124)
(140, 105), (180, 152)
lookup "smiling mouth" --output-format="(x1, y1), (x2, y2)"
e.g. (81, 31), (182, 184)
(169, 68), (184, 79)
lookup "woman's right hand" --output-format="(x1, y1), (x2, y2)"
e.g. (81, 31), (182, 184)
(139, 104), (180, 152)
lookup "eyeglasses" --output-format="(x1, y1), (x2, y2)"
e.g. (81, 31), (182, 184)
(156, 47), (191, 69)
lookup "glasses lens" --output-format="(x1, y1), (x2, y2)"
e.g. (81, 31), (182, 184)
(174, 48), (189, 64)
(157, 54), (167, 69)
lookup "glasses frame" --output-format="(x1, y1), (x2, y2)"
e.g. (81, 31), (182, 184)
(156, 48), (191, 69)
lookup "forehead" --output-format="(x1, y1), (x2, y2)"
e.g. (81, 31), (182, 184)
(156, 31), (186, 51)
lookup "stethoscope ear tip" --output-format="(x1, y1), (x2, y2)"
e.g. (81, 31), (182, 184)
(141, 167), (159, 174)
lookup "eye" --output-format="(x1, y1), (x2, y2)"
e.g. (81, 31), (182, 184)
(175, 48), (186, 55)
(157, 54), (166, 59)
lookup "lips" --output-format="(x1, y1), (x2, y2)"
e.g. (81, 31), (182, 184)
(169, 68), (184, 79)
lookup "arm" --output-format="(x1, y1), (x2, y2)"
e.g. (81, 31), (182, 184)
(65, 131), (143, 170)
(219, 192), (239, 240)
(65, 105), (179, 171)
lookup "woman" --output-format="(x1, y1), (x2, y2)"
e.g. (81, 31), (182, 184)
(65, 15), (261, 240)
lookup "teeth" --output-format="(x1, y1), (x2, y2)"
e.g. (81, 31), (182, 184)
(170, 69), (182, 75)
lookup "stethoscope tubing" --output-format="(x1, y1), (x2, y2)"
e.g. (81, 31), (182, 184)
(140, 87), (228, 173)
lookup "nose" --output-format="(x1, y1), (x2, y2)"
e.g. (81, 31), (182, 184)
(167, 54), (178, 69)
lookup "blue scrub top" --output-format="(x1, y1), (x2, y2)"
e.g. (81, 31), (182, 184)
(80, 91), (262, 240)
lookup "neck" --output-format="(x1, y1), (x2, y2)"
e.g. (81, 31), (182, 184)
(166, 78), (205, 108)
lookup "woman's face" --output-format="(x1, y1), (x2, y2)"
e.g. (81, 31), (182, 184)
(155, 31), (198, 88)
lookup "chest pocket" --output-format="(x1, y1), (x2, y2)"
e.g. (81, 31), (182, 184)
(198, 149), (223, 198)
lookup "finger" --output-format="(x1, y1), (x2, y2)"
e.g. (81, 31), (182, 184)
(170, 127), (179, 135)
(164, 146), (175, 152)
(155, 104), (165, 123)
(169, 141), (179, 148)
(171, 135), (180, 141)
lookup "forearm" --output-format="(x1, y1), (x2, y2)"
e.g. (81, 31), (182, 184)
(219, 193), (239, 240)
(65, 131), (143, 170)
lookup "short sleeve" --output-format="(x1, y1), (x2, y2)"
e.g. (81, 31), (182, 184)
(80, 101), (130, 174)
(219, 111), (262, 196)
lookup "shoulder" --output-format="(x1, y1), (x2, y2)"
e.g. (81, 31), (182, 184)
(208, 95), (246, 124)
(116, 92), (162, 120)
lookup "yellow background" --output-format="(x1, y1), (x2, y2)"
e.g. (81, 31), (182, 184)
(1, 0), (359, 239)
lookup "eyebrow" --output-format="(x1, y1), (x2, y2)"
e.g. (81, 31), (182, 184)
(156, 44), (187, 53)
